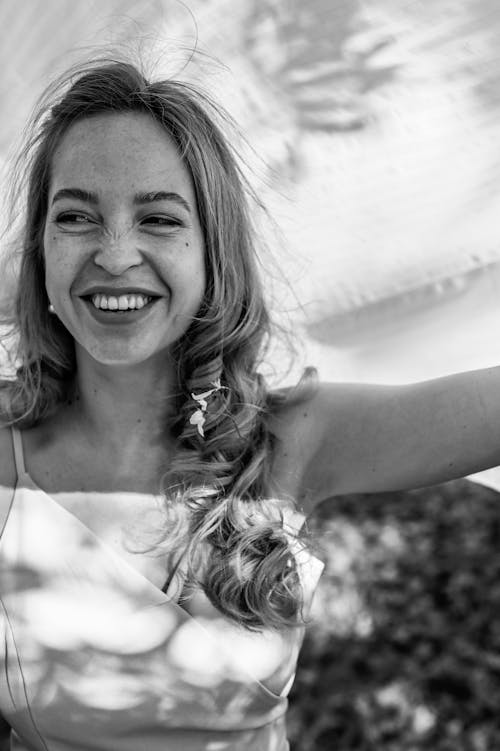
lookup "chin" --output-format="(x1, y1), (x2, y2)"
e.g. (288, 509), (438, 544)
(77, 342), (174, 369)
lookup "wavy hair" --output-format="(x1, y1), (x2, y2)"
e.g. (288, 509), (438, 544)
(0, 57), (318, 632)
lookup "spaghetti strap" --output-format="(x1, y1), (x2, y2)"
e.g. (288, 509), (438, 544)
(0, 429), (20, 540)
(0, 491), (14, 540)
(10, 426), (28, 482)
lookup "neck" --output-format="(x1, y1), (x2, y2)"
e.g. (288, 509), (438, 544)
(65, 353), (179, 463)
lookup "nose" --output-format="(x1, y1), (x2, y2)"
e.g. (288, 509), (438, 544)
(92, 231), (143, 274)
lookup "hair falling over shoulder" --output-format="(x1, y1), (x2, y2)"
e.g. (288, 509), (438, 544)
(0, 54), (319, 632)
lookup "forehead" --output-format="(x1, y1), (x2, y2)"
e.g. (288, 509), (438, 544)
(50, 112), (192, 194)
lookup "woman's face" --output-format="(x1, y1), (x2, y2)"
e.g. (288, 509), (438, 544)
(43, 111), (206, 368)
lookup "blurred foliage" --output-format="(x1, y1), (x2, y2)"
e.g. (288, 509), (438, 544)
(244, 0), (500, 186)
(245, 0), (399, 133)
(246, 0), (500, 126)
(288, 479), (500, 750)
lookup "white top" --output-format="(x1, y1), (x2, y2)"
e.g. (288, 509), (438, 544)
(0, 427), (324, 751)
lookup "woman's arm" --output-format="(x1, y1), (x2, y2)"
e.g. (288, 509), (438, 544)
(273, 367), (500, 511)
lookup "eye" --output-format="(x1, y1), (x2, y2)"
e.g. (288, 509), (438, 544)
(56, 212), (93, 225)
(141, 215), (182, 229)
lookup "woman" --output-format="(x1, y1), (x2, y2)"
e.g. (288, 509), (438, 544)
(0, 58), (499, 751)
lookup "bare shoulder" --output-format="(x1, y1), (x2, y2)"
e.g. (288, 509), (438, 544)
(0, 423), (16, 516)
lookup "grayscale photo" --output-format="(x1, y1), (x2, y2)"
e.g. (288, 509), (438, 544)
(1, 2), (500, 749)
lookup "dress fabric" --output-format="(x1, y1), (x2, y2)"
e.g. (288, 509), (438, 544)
(0, 427), (324, 751)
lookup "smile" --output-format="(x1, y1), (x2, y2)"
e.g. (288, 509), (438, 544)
(90, 292), (153, 311)
(80, 295), (161, 324)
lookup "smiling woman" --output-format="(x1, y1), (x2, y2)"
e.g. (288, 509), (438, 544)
(43, 110), (206, 366)
(0, 56), (325, 751)
(3, 50), (500, 751)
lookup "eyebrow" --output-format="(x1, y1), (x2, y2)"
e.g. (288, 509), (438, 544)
(50, 188), (191, 213)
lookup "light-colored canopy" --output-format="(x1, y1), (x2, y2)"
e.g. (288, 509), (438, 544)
(1, 0), (500, 383)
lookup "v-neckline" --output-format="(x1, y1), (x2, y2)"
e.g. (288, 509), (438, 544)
(13, 455), (324, 604)
(9, 475), (298, 704)
(14, 470), (184, 602)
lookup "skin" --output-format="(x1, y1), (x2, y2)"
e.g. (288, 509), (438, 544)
(41, 111), (206, 469)
(1, 108), (500, 505)
(2, 109), (500, 728)
(2, 109), (500, 504)
(0, 111), (208, 607)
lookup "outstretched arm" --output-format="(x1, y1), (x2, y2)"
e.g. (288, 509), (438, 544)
(272, 367), (500, 511)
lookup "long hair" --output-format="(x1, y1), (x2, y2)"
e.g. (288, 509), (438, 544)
(0, 57), (318, 631)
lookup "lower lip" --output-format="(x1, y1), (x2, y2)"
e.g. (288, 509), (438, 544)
(81, 298), (161, 325)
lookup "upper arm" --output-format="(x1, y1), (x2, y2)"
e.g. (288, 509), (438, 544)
(270, 381), (409, 507)
(0, 425), (16, 537)
(292, 380), (430, 502)
(271, 369), (500, 510)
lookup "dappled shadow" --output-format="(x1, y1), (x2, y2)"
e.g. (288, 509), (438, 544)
(0, 486), (302, 750)
(288, 478), (500, 750)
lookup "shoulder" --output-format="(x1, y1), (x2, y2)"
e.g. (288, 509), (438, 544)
(0, 424), (16, 525)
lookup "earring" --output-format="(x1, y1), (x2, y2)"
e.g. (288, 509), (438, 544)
(48, 303), (56, 314)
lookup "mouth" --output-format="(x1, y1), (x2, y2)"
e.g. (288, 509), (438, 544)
(81, 294), (159, 308)
(79, 295), (162, 323)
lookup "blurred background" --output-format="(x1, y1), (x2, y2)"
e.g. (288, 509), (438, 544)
(2, 0), (500, 483)
(1, 1), (500, 748)
(2, 0), (500, 385)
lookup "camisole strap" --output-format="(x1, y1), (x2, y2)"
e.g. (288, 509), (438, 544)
(0, 428), (22, 540)
(0, 493), (13, 540)
(10, 426), (29, 482)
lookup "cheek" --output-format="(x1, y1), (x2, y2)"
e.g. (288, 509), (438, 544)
(176, 243), (206, 303)
(195, 242), (207, 292)
(195, 261), (207, 292)
(43, 247), (76, 301)
(195, 267), (207, 310)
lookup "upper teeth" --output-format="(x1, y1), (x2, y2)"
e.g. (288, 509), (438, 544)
(91, 293), (153, 310)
